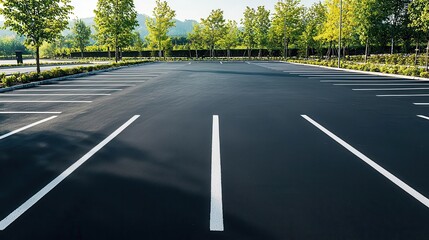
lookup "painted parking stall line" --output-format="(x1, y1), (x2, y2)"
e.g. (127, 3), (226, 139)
(0, 101), (92, 103)
(210, 115), (224, 232)
(17, 89), (123, 92)
(0, 116), (57, 140)
(414, 103), (429, 106)
(417, 115), (429, 121)
(0, 115), (140, 231)
(353, 88), (429, 91)
(0, 94), (111, 96)
(377, 94), (429, 97)
(302, 115), (429, 208)
(0, 112), (62, 114)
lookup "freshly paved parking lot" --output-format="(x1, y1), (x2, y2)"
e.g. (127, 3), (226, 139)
(0, 61), (428, 239)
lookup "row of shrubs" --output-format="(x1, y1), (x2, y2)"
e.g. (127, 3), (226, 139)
(0, 60), (151, 88)
(344, 54), (427, 66)
(0, 61), (92, 68)
(287, 59), (429, 78)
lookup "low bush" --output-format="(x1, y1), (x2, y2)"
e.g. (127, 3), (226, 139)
(0, 60), (151, 88)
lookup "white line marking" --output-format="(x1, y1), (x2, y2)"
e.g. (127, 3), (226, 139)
(0, 115), (140, 231)
(42, 85), (135, 87)
(0, 116), (57, 140)
(64, 81), (145, 83)
(302, 115), (429, 208)
(417, 115), (429, 120)
(0, 94), (111, 96)
(377, 94), (429, 97)
(18, 89), (122, 92)
(353, 88), (429, 91)
(334, 83), (429, 86)
(0, 101), (91, 103)
(0, 112), (62, 114)
(210, 115), (224, 232)
(414, 103), (429, 106)
(322, 80), (422, 83)
(220, 62), (223, 65)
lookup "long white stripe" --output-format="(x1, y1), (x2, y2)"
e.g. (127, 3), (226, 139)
(0, 115), (140, 230)
(0, 116), (57, 140)
(335, 83), (429, 86)
(42, 85), (135, 87)
(417, 115), (429, 120)
(414, 103), (429, 106)
(66, 81), (145, 83)
(354, 88), (429, 91)
(322, 80), (424, 83)
(210, 115), (224, 231)
(302, 115), (429, 208)
(377, 94), (429, 97)
(18, 89), (122, 92)
(0, 94), (110, 96)
(0, 112), (62, 114)
(0, 101), (91, 103)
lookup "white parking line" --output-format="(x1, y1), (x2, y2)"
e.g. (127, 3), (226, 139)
(42, 85), (135, 87)
(0, 94), (111, 96)
(414, 103), (429, 106)
(0, 115), (140, 231)
(0, 101), (91, 103)
(220, 62), (223, 65)
(65, 81), (145, 83)
(0, 116), (57, 140)
(18, 89), (122, 92)
(210, 115), (224, 232)
(354, 88), (429, 91)
(0, 112), (62, 114)
(417, 115), (429, 120)
(334, 83), (429, 86)
(302, 115), (429, 208)
(377, 94), (429, 97)
(322, 80), (423, 83)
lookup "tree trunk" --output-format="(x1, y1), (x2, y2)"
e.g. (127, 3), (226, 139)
(195, 49), (198, 59)
(115, 46), (119, 63)
(227, 49), (231, 59)
(305, 43), (309, 59)
(259, 48), (262, 58)
(283, 39), (288, 58)
(81, 50), (84, 58)
(327, 41), (332, 60)
(36, 46), (40, 74)
(364, 38), (369, 63)
(248, 48), (251, 60)
(108, 46), (111, 58)
(415, 41), (419, 66)
(391, 37), (394, 55)
(426, 40), (429, 72)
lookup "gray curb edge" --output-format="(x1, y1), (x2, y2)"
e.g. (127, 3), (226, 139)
(0, 62), (152, 93)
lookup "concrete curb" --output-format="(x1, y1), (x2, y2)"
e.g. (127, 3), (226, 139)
(0, 63), (150, 93)
(284, 61), (429, 81)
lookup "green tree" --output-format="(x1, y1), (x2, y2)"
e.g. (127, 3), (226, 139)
(146, 0), (176, 58)
(255, 6), (271, 58)
(0, 0), (73, 73)
(220, 20), (240, 58)
(72, 19), (92, 58)
(408, 0), (429, 71)
(94, 0), (138, 62)
(386, 0), (411, 54)
(300, 2), (327, 58)
(188, 24), (205, 58)
(242, 7), (257, 59)
(315, 0), (355, 59)
(131, 31), (145, 57)
(201, 9), (226, 58)
(272, 0), (304, 58)
(353, 0), (389, 62)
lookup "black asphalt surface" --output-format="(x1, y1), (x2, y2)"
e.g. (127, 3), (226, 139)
(0, 61), (429, 239)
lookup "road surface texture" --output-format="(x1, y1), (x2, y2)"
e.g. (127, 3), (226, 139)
(0, 61), (428, 239)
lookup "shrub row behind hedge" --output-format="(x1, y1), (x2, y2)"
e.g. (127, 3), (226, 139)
(287, 59), (429, 78)
(0, 60), (151, 88)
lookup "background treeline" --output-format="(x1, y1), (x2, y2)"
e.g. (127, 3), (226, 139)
(1, 0), (428, 62)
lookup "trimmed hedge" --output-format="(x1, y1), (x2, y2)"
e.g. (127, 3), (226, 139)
(0, 61), (91, 68)
(0, 60), (151, 88)
(287, 59), (429, 78)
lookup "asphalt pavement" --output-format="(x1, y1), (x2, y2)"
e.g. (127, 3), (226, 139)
(0, 61), (429, 239)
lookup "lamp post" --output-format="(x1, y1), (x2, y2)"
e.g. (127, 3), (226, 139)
(338, 0), (343, 68)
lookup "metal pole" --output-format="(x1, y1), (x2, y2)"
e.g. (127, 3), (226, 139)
(338, 0), (343, 68)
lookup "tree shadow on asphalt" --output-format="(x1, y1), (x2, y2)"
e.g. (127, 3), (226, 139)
(0, 129), (278, 240)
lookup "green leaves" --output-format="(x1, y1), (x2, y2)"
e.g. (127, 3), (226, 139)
(72, 19), (91, 55)
(200, 9), (226, 56)
(146, 0), (176, 56)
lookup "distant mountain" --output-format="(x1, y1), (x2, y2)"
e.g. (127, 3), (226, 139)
(1, 14), (198, 38)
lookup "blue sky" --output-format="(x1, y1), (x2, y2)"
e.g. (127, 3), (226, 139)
(1, 0), (320, 22)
